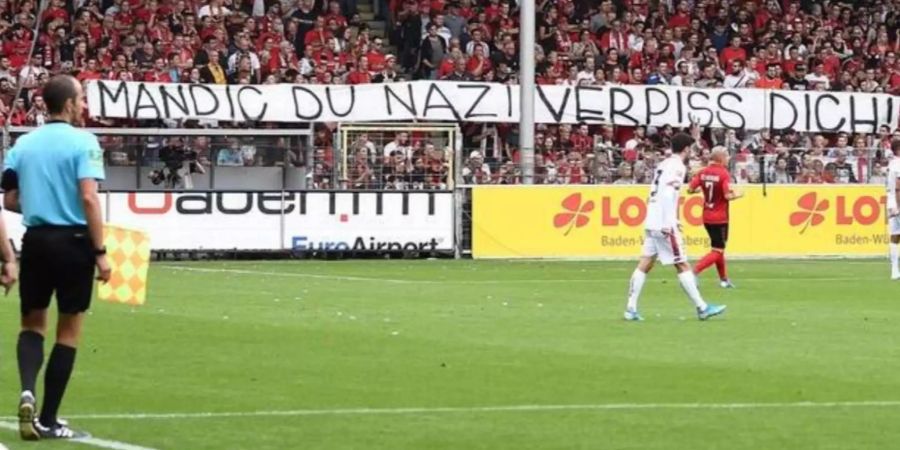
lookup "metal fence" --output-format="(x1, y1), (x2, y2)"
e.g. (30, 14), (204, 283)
(4, 125), (892, 189)
(455, 144), (889, 186)
(6, 127), (314, 191)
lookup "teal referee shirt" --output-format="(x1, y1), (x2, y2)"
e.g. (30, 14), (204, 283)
(4, 122), (105, 227)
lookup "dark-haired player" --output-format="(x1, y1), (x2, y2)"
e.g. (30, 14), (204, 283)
(624, 133), (726, 321)
(688, 146), (743, 288)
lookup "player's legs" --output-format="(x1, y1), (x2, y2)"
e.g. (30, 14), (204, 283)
(891, 236), (900, 280)
(673, 261), (707, 311)
(695, 224), (731, 286)
(625, 234), (658, 320)
(626, 256), (655, 319)
(889, 217), (900, 279)
(665, 231), (727, 320)
(713, 224), (731, 285)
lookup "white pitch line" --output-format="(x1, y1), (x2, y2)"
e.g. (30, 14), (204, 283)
(161, 265), (418, 284)
(12, 400), (900, 421)
(160, 266), (882, 285)
(0, 422), (156, 450)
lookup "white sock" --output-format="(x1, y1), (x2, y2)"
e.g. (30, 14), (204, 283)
(891, 244), (899, 274)
(626, 269), (646, 311)
(677, 271), (708, 311)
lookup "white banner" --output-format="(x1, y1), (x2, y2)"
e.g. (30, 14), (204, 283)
(86, 80), (899, 133)
(3, 191), (454, 252)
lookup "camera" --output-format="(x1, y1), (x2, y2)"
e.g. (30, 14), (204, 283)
(150, 139), (204, 188)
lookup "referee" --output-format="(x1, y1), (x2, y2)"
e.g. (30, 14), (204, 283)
(2, 75), (111, 440)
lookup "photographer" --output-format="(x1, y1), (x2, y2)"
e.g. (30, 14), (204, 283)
(150, 137), (206, 189)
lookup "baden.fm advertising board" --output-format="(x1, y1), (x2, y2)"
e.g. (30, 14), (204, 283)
(2, 191), (455, 252)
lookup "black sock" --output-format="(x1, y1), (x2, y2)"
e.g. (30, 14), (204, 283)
(17, 330), (44, 394)
(39, 344), (76, 427)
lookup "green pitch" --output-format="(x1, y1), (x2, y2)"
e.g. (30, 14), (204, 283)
(0, 259), (897, 450)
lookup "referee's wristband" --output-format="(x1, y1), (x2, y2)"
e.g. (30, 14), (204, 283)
(94, 246), (107, 256)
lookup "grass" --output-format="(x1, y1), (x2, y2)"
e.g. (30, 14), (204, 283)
(0, 259), (896, 449)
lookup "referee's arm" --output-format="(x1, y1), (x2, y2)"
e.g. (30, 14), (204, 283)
(75, 140), (112, 283)
(79, 178), (110, 282)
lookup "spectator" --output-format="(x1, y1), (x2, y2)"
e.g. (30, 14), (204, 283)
(613, 163), (635, 184)
(443, 56), (471, 81)
(383, 132), (413, 160)
(465, 45), (491, 79)
(0, 56), (15, 83)
(723, 59), (751, 88)
(373, 55), (401, 82)
(418, 23), (447, 79)
(720, 36), (747, 68)
(462, 150), (491, 184)
(786, 63), (810, 90)
(199, 49), (228, 84)
(228, 32), (261, 77)
(18, 53), (47, 91)
(465, 27), (487, 56)
(198, 0), (232, 20)
(347, 56), (372, 84)
(430, 14), (452, 46)
(6, 97), (27, 126)
(827, 133), (853, 157)
(805, 62), (831, 90)
(217, 139), (244, 167)
(21, 93), (45, 125)
(145, 57), (173, 82)
(444, 3), (467, 40)
(756, 63), (783, 89)
(772, 158), (792, 184)
(871, 162), (888, 185)
(228, 54), (257, 83)
(832, 150), (858, 184)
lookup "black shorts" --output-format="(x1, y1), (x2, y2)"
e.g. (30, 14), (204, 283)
(704, 223), (729, 250)
(20, 226), (95, 316)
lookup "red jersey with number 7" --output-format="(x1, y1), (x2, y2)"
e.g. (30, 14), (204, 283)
(688, 164), (731, 224)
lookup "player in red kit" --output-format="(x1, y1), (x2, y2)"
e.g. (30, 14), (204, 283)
(688, 147), (743, 288)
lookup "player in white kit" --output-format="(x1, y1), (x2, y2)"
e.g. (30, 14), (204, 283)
(624, 133), (727, 321)
(886, 139), (900, 280)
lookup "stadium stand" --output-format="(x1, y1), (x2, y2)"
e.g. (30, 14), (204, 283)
(0, 0), (898, 185)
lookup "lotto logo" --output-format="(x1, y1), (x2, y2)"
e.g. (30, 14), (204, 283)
(789, 192), (886, 234)
(553, 193), (594, 236)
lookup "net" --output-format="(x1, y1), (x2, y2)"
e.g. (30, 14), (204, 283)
(334, 123), (461, 190)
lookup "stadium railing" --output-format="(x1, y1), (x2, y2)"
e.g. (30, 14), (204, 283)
(5, 126), (314, 191)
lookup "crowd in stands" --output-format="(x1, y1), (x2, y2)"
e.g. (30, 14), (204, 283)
(0, 0), (897, 185)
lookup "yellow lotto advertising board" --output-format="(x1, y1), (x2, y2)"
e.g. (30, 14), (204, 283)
(472, 185), (888, 259)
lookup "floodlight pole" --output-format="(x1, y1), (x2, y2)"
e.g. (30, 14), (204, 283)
(519, 0), (535, 184)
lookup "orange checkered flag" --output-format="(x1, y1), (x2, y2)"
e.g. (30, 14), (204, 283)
(96, 225), (150, 306)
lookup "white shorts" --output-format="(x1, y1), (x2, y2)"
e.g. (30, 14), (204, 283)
(642, 229), (688, 265)
(890, 215), (900, 236)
